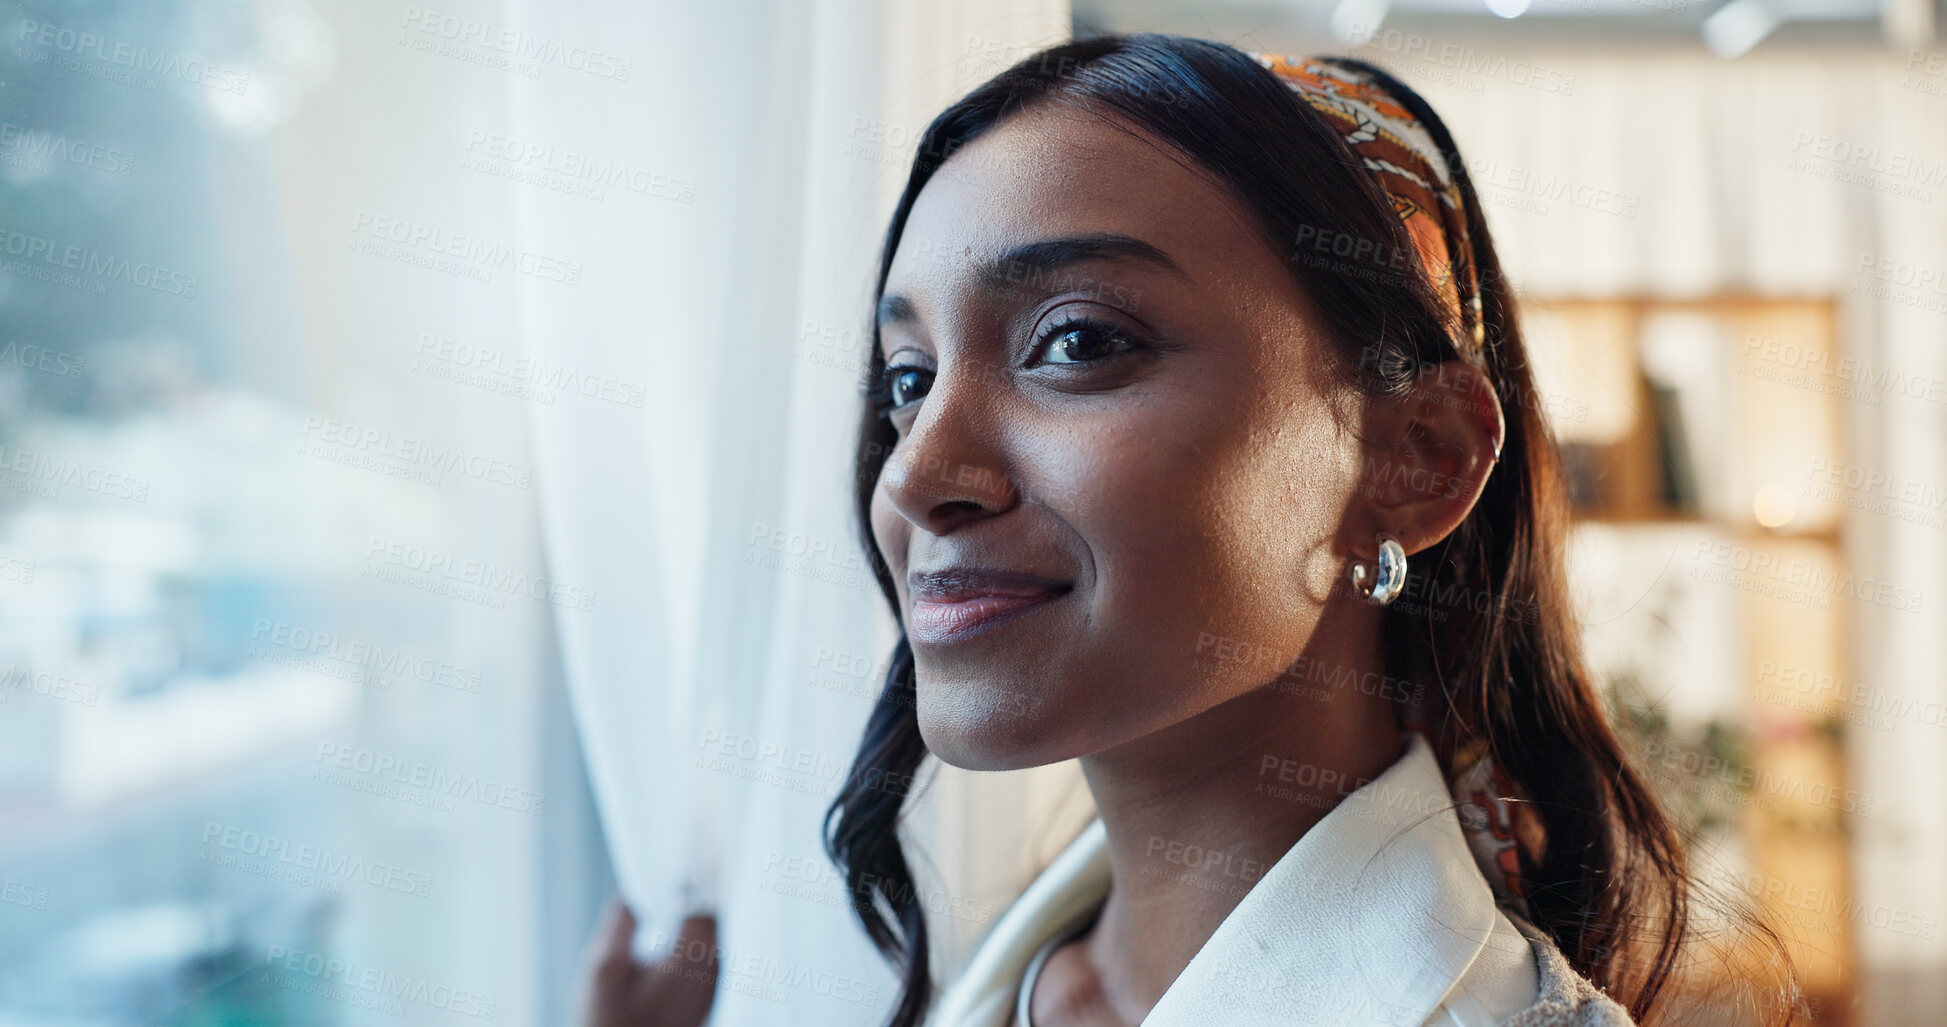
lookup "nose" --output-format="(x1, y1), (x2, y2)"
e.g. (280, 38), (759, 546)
(877, 372), (1019, 535)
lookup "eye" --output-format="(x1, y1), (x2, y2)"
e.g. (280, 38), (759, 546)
(887, 366), (931, 407)
(869, 312), (1142, 422)
(871, 361), (933, 416)
(1035, 315), (1139, 366)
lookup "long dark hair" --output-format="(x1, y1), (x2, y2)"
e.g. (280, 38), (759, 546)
(822, 31), (1798, 1027)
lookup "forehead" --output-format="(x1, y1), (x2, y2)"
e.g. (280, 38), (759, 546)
(885, 105), (1267, 292)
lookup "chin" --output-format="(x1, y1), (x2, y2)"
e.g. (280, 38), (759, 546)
(915, 679), (1070, 772)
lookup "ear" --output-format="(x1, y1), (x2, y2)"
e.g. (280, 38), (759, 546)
(1350, 360), (1505, 561)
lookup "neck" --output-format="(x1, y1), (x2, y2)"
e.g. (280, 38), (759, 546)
(1068, 607), (1409, 1022)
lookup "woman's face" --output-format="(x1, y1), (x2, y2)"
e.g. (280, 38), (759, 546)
(869, 104), (1384, 772)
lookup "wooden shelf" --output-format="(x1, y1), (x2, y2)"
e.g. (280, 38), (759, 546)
(1535, 295), (1856, 1026)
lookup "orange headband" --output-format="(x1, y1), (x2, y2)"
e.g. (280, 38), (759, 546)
(1247, 53), (1487, 362)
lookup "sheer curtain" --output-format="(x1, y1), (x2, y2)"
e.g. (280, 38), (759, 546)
(502, 1), (1078, 1023)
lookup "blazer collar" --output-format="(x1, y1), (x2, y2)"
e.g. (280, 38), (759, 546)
(1140, 729), (1504, 1026)
(928, 731), (1505, 1027)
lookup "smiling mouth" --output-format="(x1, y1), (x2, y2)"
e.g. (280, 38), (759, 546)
(908, 587), (1073, 646)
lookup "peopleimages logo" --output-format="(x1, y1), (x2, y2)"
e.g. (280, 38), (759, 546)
(1690, 539), (1923, 613)
(14, 18), (251, 94)
(314, 742), (544, 815)
(363, 537), (597, 612)
(299, 415), (532, 488)
(265, 946), (497, 1020)
(251, 619), (482, 692)
(0, 341), (87, 378)
(1636, 740), (1874, 815)
(199, 823), (433, 897)
(0, 121), (135, 176)
(0, 444), (149, 501)
(1346, 26), (1576, 94)
(413, 333), (647, 407)
(461, 132), (693, 202)
(348, 211), (583, 285)
(0, 876), (48, 910)
(0, 224), (198, 296)
(400, 7), (633, 81)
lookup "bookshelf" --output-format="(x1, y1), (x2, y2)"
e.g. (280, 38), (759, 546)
(1525, 296), (1855, 1025)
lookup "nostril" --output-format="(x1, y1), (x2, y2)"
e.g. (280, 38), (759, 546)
(927, 498), (989, 532)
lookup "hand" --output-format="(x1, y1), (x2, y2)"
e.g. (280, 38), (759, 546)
(579, 897), (720, 1027)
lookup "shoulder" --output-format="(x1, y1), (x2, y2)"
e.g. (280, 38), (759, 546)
(1495, 909), (1639, 1027)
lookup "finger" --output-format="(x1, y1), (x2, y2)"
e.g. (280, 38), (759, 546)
(589, 898), (638, 978)
(663, 913), (718, 969)
(653, 914), (721, 1025)
(577, 898), (637, 1027)
(604, 901), (637, 957)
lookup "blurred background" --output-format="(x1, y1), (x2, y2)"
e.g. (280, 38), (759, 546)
(0, 0), (1940, 1024)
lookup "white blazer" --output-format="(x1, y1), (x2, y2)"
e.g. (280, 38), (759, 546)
(927, 731), (1633, 1027)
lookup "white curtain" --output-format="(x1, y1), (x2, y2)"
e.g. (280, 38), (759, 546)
(502, 2), (1078, 1023)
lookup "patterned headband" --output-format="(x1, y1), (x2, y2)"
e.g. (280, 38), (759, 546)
(1246, 53), (1488, 363)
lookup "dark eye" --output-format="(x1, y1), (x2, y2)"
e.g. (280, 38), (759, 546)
(1037, 316), (1138, 365)
(887, 366), (931, 407)
(873, 362), (932, 415)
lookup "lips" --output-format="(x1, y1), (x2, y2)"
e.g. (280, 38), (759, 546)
(907, 568), (1073, 646)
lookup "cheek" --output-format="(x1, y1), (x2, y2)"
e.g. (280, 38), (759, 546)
(1051, 402), (1342, 693)
(1091, 457), (1289, 634)
(867, 485), (906, 572)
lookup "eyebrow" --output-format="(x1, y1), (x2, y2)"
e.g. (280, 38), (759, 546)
(875, 232), (1190, 329)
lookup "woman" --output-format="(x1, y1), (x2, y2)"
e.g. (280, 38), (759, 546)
(584, 32), (1801, 1027)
